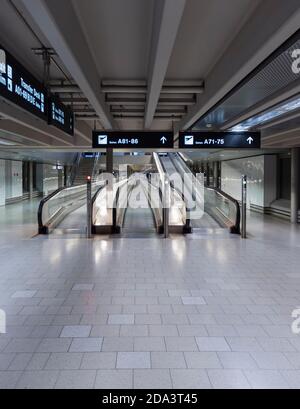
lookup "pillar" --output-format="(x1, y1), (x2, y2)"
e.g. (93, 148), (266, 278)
(106, 148), (113, 174)
(58, 168), (63, 189)
(291, 147), (299, 224)
(213, 161), (218, 189)
(206, 163), (210, 187)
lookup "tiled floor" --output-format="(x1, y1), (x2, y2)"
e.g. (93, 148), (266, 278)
(0, 202), (300, 388)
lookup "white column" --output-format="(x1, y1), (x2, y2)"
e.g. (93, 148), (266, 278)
(29, 162), (33, 200)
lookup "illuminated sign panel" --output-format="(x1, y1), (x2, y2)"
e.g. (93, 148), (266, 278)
(92, 131), (174, 149)
(48, 96), (74, 136)
(0, 45), (47, 120)
(179, 132), (261, 149)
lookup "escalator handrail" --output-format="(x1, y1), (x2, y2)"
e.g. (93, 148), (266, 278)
(173, 153), (241, 234)
(39, 181), (104, 234)
(113, 178), (136, 231)
(206, 186), (241, 234)
(38, 187), (66, 232)
(144, 175), (164, 230)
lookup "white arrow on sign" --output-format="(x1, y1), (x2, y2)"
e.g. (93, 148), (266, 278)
(247, 136), (254, 145)
(160, 136), (167, 144)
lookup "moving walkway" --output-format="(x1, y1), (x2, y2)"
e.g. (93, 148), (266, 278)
(91, 172), (188, 236)
(156, 152), (240, 234)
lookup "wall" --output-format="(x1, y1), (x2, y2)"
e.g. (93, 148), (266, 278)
(5, 160), (23, 202)
(0, 159), (63, 206)
(221, 155), (277, 210)
(42, 164), (62, 196)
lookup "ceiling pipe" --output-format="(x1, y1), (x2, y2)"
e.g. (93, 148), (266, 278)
(51, 85), (81, 93)
(101, 85), (204, 94)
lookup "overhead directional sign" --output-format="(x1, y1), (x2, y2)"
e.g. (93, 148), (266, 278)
(179, 131), (261, 149)
(48, 96), (74, 136)
(92, 131), (174, 149)
(0, 45), (47, 120)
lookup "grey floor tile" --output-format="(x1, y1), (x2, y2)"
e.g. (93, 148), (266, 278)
(226, 337), (264, 352)
(95, 370), (133, 389)
(91, 325), (120, 337)
(72, 284), (94, 291)
(108, 314), (134, 325)
(245, 370), (290, 389)
(171, 369), (211, 389)
(208, 369), (251, 389)
(257, 337), (295, 352)
(284, 352), (300, 369)
(196, 337), (230, 352)
(8, 353), (33, 370)
(217, 352), (258, 369)
(55, 370), (96, 389)
(135, 314), (161, 325)
(60, 325), (91, 338)
(5, 338), (41, 353)
(37, 338), (72, 353)
(0, 353), (15, 370)
(134, 337), (166, 352)
(11, 291), (37, 299)
(281, 370), (300, 389)
(251, 352), (294, 370)
(134, 369), (172, 389)
(102, 337), (134, 352)
(45, 353), (83, 370)
(81, 352), (116, 369)
(185, 352), (222, 369)
(69, 338), (103, 353)
(177, 325), (208, 337)
(120, 325), (148, 337)
(151, 352), (186, 368)
(17, 370), (59, 389)
(181, 297), (206, 305)
(117, 352), (151, 369)
(26, 353), (50, 370)
(165, 337), (198, 351)
(0, 371), (22, 389)
(149, 325), (178, 337)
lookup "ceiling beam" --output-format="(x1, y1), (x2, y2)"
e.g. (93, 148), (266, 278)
(74, 120), (92, 144)
(0, 119), (51, 146)
(0, 98), (93, 147)
(262, 130), (300, 147)
(175, 0), (300, 135)
(0, 98), (74, 145)
(20, 0), (117, 130)
(144, 0), (186, 129)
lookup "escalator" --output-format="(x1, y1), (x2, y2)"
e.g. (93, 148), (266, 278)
(92, 174), (163, 237)
(38, 155), (104, 236)
(121, 178), (158, 238)
(158, 153), (219, 230)
(157, 152), (240, 234)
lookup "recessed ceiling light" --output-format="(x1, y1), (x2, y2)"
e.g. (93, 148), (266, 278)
(0, 138), (16, 146)
(230, 95), (300, 132)
(206, 124), (212, 128)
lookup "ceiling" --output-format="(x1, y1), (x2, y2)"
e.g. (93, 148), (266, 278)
(0, 0), (299, 150)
